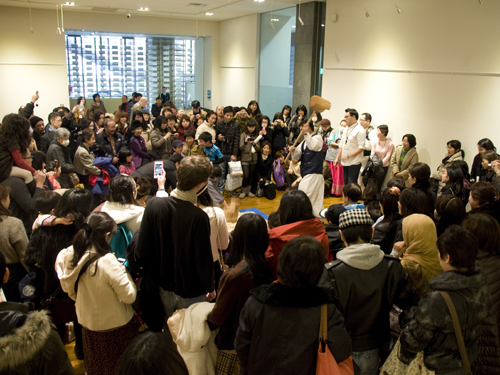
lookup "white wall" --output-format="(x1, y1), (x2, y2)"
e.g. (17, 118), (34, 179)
(219, 14), (260, 107)
(321, 0), (500, 170)
(0, 6), (220, 121)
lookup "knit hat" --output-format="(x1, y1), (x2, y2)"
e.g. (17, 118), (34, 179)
(29, 116), (43, 128)
(338, 208), (372, 229)
(319, 204), (346, 225)
(172, 139), (184, 148)
(320, 119), (331, 126)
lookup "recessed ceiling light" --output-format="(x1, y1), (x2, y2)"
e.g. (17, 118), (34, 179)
(138, 7), (149, 11)
(65, 2), (75, 5)
(206, 12), (213, 15)
(254, 0), (265, 3)
(271, 18), (279, 22)
(321, 24), (325, 27)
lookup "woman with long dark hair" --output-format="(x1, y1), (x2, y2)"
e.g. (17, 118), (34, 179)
(56, 212), (137, 375)
(434, 195), (466, 237)
(471, 138), (497, 182)
(440, 164), (468, 207)
(288, 104), (307, 144)
(372, 187), (402, 253)
(247, 100), (261, 118)
(207, 213), (272, 374)
(408, 162), (435, 217)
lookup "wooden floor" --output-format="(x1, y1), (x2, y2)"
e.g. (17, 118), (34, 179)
(65, 190), (343, 374)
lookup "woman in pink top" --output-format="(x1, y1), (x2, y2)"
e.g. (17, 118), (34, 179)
(371, 124), (394, 190)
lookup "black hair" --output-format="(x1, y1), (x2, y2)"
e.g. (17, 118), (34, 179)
(54, 188), (93, 229)
(109, 175), (137, 205)
(281, 105), (292, 116)
(295, 104), (308, 117)
(277, 236), (325, 288)
(402, 134), (416, 149)
(366, 201), (382, 222)
(184, 130), (196, 139)
(226, 214), (272, 284)
(114, 331), (188, 375)
(259, 115), (270, 126)
(93, 111), (104, 125)
(361, 112), (372, 122)
(223, 106), (234, 115)
(399, 187), (431, 217)
(378, 124), (389, 136)
(379, 188), (400, 225)
(46, 160), (61, 173)
(133, 176), (151, 200)
(437, 225), (478, 269)
(247, 100), (261, 116)
(48, 111), (62, 124)
(345, 108), (359, 120)
(470, 181), (496, 206)
(197, 185), (214, 207)
(92, 93), (100, 101)
(408, 162), (430, 185)
(267, 211), (281, 229)
(0, 114), (32, 153)
(210, 166), (222, 179)
(343, 183), (362, 202)
(31, 151), (46, 171)
(118, 149), (132, 165)
(72, 212), (117, 293)
(0, 251), (6, 288)
(169, 153), (183, 164)
(278, 190), (315, 225)
(34, 190), (61, 215)
(341, 225), (373, 244)
(435, 195), (466, 237)
(82, 128), (95, 143)
(447, 140), (465, 159)
(386, 178), (406, 191)
(477, 138), (496, 152)
(449, 160), (472, 182)
(153, 115), (168, 130)
(462, 213), (500, 256)
(206, 111), (217, 122)
(0, 183), (11, 219)
(440, 165), (465, 197)
(199, 132), (213, 143)
(79, 118), (93, 131)
(273, 112), (284, 122)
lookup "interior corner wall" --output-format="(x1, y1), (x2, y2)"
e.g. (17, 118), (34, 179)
(321, 0), (500, 170)
(219, 14), (259, 107)
(0, 6), (220, 121)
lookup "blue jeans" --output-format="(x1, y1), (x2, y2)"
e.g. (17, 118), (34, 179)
(352, 348), (379, 375)
(343, 163), (362, 184)
(159, 288), (207, 331)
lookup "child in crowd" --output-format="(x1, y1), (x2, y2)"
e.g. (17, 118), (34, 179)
(199, 132), (224, 165)
(0, 114), (35, 184)
(267, 211), (281, 230)
(398, 225), (489, 374)
(182, 130), (204, 157)
(273, 150), (287, 191)
(207, 166), (226, 206)
(32, 190), (75, 230)
(319, 203), (346, 259)
(118, 149), (136, 176)
(45, 160), (62, 190)
(177, 115), (194, 142)
(171, 139), (185, 158)
(342, 183), (365, 210)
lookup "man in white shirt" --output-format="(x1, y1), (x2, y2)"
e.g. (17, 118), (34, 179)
(334, 108), (365, 184)
(290, 121), (325, 218)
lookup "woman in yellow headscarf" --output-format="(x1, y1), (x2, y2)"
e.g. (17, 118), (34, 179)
(400, 214), (443, 298)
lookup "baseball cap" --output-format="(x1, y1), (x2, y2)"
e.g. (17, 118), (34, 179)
(172, 140), (184, 148)
(319, 204), (346, 225)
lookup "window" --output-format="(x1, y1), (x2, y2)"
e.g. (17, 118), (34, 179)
(65, 32), (196, 109)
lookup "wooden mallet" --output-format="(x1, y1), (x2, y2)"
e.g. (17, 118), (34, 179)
(286, 95), (331, 161)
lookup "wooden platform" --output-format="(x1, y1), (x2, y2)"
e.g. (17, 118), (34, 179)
(66, 191), (343, 373)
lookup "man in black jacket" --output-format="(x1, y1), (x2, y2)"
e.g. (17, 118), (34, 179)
(95, 118), (127, 166)
(215, 106), (240, 194)
(135, 156), (215, 329)
(131, 154), (181, 194)
(318, 208), (417, 375)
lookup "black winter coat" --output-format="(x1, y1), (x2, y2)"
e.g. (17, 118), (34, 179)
(95, 131), (127, 159)
(372, 215), (401, 254)
(271, 123), (289, 151)
(324, 223), (345, 257)
(235, 283), (352, 375)
(399, 269), (490, 374)
(473, 251), (500, 375)
(215, 120), (240, 156)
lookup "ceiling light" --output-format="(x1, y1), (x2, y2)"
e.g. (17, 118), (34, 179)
(321, 24), (325, 27)
(254, 0), (265, 2)
(271, 18), (279, 22)
(65, 2), (75, 5)
(138, 7), (149, 11)
(206, 12), (213, 15)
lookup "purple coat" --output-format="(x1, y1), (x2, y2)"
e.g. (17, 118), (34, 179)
(129, 136), (150, 167)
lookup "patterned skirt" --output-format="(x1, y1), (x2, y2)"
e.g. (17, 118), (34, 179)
(216, 349), (244, 375)
(82, 318), (139, 375)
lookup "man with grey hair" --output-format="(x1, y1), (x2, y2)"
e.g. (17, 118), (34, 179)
(131, 96), (148, 115)
(95, 118), (127, 165)
(46, 127), (75, 188)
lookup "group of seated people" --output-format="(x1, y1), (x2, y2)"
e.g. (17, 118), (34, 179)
(0, 92), (499, 375)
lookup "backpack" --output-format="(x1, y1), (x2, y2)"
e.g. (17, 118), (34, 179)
(109, 223), (133, 259)
(264, 180), (277, 200)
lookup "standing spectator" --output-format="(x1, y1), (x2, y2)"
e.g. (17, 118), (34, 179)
(151, 96), (163, 119)
(41, 112), (63, 152)
(326, 120), (345, 196)
(317, 119), (333, 158)
(160, 87), (170, 104)
(89, 93), (106, 117)
(46, 128), (75, 188)
(335, 108), (365, 184)
(126, 93), (142, 118)
(135, 156), (215, 328)
(150, 116), (174, 159)
(215, 107), (240, 193)
(288, 105), (307, 144)
(195, 110), (217, 141)
(118, 95), (128, 112)
(56, 212), (137, 375)
(74, 129), (101, 188)
(30, 116), (45, 151)
(271, 113), (289, 152)
(239, 119), (260, 199)
(370, 124), (394, 190)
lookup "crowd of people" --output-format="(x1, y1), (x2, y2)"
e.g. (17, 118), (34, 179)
(0, 92), (499, 375)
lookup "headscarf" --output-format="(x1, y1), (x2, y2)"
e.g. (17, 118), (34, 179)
(401, 214), (443, 287)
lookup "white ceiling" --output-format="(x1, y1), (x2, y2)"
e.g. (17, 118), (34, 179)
(0, 0), (318, 21)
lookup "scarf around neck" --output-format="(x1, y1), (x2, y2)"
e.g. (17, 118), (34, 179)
(170, 188), (197, 205)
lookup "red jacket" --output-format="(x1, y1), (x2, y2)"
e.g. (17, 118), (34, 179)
(266, 218), (331, 278)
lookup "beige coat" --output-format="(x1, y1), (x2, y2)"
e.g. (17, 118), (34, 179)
(390, 145), (419, 187)
(73, 145), (101, 176)
(431, 151), (463, 182)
